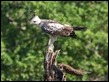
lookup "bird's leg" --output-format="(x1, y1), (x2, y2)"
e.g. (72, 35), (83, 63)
(48, 35), (57, 45)
(48, 35), (57, 52)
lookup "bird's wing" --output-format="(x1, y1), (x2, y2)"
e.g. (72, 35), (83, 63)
(45, 23), (73, 36)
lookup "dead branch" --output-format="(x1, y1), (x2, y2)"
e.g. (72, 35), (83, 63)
(44, 38), (84, 81)
(58, 63), (84, 76)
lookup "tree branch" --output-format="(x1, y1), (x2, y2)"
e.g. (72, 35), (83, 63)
(44, 38), (84, 81)
(58, 63), (84, 76)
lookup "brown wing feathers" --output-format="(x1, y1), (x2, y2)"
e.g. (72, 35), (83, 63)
(46, 22), (86, 38)
(51, 25), (75, 37)
(60, 26), (73, 36)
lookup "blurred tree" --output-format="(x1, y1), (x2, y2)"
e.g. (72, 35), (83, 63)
(1, 1), (108, 81)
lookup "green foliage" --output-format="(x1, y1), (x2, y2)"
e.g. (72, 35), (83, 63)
(1, 1), (108, 81)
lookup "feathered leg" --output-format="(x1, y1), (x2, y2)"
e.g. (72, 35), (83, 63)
(48, 35), (57, 52)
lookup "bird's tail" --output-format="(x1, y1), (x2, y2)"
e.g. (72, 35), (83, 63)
(69, 31), (78, 38)
(69, 32), (85, 41)
(73, 26), (87, 31)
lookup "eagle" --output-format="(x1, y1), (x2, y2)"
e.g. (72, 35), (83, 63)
(30, 16), (86, 49)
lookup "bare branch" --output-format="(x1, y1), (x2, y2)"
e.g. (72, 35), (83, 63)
(44, 38), (84, 81)
(58, 63), (84, 76)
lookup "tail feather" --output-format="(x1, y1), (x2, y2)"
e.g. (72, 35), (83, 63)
(73, 26), (87, 31)
(69, 31), (77, 38)
(69, 31), (85, 41)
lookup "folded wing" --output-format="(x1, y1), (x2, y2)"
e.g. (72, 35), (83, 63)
(46, 23), (74, 37)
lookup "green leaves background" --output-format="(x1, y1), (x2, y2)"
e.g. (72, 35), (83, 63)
(1, 1), (108, 81)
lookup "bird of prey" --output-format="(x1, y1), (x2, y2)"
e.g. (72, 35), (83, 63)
(30, 16), (86, 48)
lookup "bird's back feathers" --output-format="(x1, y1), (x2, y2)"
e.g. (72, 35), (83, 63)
(41, 19), (58, 23)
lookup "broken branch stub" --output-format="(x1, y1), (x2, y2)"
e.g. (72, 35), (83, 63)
(44, 38), (84, 81)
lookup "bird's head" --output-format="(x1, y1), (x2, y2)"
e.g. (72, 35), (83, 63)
(30, 16), (41, 25)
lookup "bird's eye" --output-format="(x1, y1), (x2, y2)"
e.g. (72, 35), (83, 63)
(33, 21), (36, 23)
